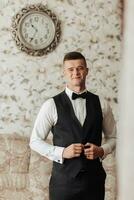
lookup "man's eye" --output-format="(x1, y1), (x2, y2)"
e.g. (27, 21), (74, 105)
(78, 67), (84, 70)
(68, 68), (73, 71)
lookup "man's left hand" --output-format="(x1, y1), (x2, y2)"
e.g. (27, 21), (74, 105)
(84, 143), (104, 160)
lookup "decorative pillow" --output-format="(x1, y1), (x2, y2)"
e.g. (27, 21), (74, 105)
(10, 135), (30, 173)
(0, 135), (10, 174)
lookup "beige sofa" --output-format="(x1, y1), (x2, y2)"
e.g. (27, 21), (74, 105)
(0, 134), (116, 200)
(0, 134), (52, 200)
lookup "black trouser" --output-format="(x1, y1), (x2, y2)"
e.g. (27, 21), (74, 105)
(49, 168), (106, 200)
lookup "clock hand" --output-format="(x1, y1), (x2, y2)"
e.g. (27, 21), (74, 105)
(29, 30), (37, 42)
(29, 37), (34, 42)
(31, 24), (38, 32)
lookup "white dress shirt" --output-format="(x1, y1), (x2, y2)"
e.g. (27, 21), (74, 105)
(30, 87), (116, 164)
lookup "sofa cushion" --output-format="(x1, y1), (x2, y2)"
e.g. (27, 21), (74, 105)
(0, 135), (10, 174)
(0, 134), (30, 190)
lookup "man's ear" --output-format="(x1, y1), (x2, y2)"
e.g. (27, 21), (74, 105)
(86, 67), (89, 75)
(63, 68), (65, 76)
(63, 65), (67, 76)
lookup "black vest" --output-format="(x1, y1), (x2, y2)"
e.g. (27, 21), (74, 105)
(51, 91), (103, 178)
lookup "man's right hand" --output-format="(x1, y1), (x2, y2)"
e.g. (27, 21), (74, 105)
(62, 143), (84, 159)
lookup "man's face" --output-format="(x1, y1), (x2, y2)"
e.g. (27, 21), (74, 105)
(63, 59), (88, 89)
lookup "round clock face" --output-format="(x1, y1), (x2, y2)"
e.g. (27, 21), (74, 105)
(18, 11), (55, 50)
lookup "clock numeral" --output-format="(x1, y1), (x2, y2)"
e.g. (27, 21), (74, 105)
(29, 18), (33, 23)
(23, 28), (27, 33)
(42, 19), (44, 24)
(46, 29), (50, 34)
(44, 34), (48, 39)
(34, 17), (39, 22)
(34, 39), (38, 44)
(45, 23), (49, 28)
(25, 33), (28, 39)
(25, 22), (30, 27)
(40, 38), (43, 43)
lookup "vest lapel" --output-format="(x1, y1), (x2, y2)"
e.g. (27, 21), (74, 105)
(82, 93), (95, 142)
(62, 91), (83, 130)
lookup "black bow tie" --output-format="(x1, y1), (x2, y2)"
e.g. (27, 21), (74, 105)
(72, 92), (87, 100)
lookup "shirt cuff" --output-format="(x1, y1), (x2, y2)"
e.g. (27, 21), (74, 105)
(101, 144), (111, 159)
(53, 146), (65, 164)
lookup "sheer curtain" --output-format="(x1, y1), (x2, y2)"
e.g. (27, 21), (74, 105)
(118, 1), (134, 199)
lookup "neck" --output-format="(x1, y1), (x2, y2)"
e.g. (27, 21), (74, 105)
(67, 85), (86, 93)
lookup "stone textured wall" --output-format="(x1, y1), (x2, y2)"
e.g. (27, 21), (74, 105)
(0, 0), (122, 136)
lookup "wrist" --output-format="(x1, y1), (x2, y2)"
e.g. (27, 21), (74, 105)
(62, 147), (68, 159)
(99, 147), (104, 158)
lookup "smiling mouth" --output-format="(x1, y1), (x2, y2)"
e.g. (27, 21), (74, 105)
(73, 77), (81, 79)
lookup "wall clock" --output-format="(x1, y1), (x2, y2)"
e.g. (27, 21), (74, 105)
(11, 4), (61, 56)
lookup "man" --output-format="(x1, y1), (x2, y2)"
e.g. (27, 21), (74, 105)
(30, 52), (116, 200)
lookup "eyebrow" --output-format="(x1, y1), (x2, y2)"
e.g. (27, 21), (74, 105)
(67, 65), (85, 68)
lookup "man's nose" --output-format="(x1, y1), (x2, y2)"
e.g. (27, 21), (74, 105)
(73, 69), (79, 75)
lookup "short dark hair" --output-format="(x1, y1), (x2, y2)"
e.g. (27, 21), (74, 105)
(63, 51), (86, 66)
